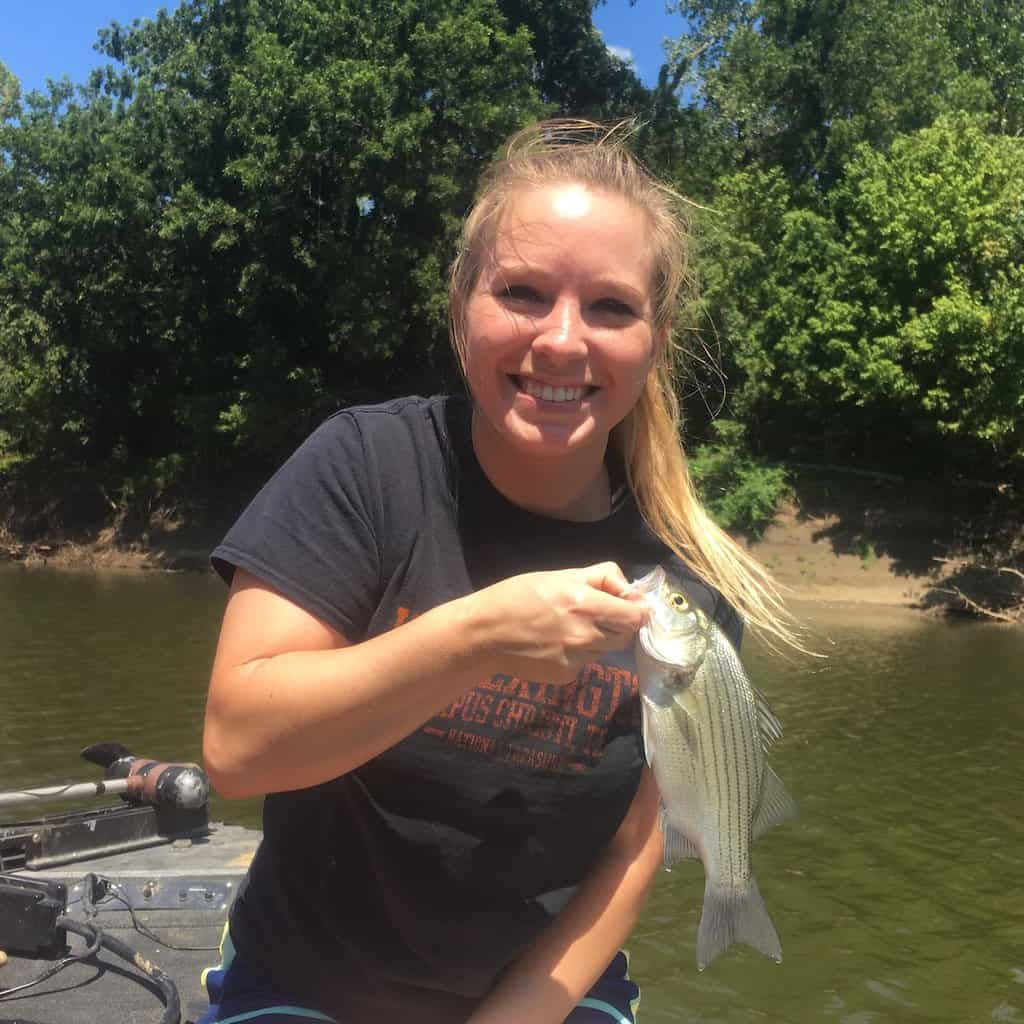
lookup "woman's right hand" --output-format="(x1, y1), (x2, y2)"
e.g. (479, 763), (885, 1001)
(473, 562), (648, 686)
(204, 562), (647, 797)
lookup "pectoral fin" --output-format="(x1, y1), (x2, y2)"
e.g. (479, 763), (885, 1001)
(658, 805), (700, 869)
(752, 766), (799, 840)
(641, 697), (654, 767)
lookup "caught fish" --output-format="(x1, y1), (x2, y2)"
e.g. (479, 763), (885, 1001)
(631, 566), (797, 970)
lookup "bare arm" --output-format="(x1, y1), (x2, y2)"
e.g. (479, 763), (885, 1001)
(202, 564), (646, 798)
(466, 767), (664, 1024)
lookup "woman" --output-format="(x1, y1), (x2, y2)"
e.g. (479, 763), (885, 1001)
(198, 120), (794, 1024)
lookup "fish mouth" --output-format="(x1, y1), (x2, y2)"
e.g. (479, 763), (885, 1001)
(630, 566), (665, 599)
(637, 624), (702, 671)
(637, 625), (673, 666)
(632, 566), (709, 672)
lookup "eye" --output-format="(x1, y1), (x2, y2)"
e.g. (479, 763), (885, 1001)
(593, 297), (636, 317)
(499, 284), (543, 304)
(669, 592), (688, 610)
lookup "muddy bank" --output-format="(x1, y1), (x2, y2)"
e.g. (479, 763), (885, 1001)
(0, 524), (222, 573)
(3, 470), (1021, 619)
(747, 469), (1022, 621)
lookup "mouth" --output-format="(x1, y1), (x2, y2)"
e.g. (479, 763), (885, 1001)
(512, 375), (598, 405)
(629, 567), (665, 599)
(637, 625), (682, 669)
(638, 624), (707, 674)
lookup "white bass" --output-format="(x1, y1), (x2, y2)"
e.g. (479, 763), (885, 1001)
(632, 565), (797, 970)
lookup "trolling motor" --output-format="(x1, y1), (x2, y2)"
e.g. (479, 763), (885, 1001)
(80, 741), (210, 810)
(0, 743), (210, 871)
(0, 743), (208, 813)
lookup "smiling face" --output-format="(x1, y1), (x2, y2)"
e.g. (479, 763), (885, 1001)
(461, 183), (660, 472)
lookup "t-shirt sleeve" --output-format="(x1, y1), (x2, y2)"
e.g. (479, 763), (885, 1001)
(211, 411), (381, 639)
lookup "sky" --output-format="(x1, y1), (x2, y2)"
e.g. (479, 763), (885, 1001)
(2, 0), (684, 97)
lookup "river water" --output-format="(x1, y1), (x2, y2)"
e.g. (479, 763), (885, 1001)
(1, 564), (1022, 1022)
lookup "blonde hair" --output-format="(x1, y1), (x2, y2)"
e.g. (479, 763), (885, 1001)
(449, 119), (803, 653)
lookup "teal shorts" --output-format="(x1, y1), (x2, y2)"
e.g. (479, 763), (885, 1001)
(195, 927), (641, 1023)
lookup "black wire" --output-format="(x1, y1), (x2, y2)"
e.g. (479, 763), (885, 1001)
(59, 917), (182, 1024)
(0, 872), (203, 1023)
(83, 873), (219, 951)
(0, 919), (101, 999)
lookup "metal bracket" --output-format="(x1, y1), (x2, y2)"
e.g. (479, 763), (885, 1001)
(68, 874), (235, 912)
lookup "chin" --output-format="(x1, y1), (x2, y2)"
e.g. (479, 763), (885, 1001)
(502, 414), (603, 458)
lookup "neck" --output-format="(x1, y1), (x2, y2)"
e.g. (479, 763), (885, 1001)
(471, 412), (611, 522)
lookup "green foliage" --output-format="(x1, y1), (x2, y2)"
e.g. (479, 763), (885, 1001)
(670, 0), (974, 188)
(0, 61), (19, 122)
(942, 0), (1024, 135)
(497, 0), (649, 117)
(694, 95), (1024, 472)
(688, 419), (791, 536)
(1, 0), (1023, 535)
(832, 114), (1024, 457)
(668, 0), (1024, 187)
(0, 0), (548, 472)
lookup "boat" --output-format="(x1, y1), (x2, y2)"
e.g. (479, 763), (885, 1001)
(0, 746), (259, 1024)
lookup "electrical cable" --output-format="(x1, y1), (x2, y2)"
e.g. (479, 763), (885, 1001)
(58, 916), (181, 1024)
(0, 919), (101, 999)
(0, 878), (182, 1023)
(82, 873), (218, 952)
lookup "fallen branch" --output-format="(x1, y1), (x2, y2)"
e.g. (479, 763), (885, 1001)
(934, 586), (1022, 624)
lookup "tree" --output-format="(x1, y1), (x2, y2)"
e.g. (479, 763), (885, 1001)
(697, 114), (1024, 470)
(0, 0), (546, 477)
(941, 0), (1024, 135)
(0, 61), (18, 122)
(497, 0), (650, 118)
(668, 0), (978, 188)
(834, 114), (1024, 461)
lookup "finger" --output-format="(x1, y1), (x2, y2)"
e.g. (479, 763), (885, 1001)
(588, 590), (648, 634)
(586, 627), (641, 654)
(579, 561), (632, 597)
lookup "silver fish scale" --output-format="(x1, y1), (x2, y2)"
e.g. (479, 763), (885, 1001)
(633, 565), (796, 968)
(642, 622), (765, 891)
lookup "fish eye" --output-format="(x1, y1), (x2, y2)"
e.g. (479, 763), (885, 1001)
(669, 592), (688, 610)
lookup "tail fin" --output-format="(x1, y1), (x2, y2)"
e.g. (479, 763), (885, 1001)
(696, 874), (782, 971)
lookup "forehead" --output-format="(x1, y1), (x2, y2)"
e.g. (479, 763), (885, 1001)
(487, 184), (655, 288)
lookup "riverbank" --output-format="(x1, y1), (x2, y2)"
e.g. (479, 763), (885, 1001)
(747, 470), (1022, 621)
(0, 523), (218, 572)
(2, 470), (1021, 619)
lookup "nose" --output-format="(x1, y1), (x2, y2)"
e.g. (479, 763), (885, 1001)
(531, 297), (588, 361)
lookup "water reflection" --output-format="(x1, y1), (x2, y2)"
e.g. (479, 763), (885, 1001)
(2, 568), (1022, 1021)
(634, 602), (1024, 1022)
(0, 564), (251, 827)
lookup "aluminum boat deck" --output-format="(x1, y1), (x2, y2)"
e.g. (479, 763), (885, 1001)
(1, 820), (259, 1024)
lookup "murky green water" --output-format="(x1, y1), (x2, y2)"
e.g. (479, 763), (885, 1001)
(2, 565), (1022, 1021)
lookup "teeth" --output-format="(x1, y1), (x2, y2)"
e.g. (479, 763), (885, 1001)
(520, 378), (586, 403)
